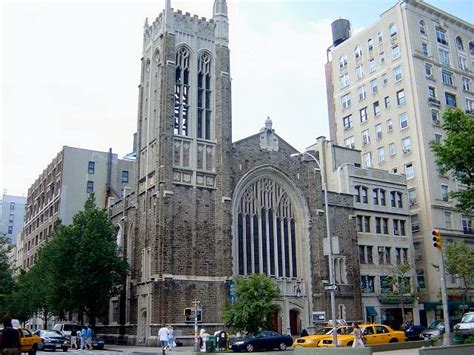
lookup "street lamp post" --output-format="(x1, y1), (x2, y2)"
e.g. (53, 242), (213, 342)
(291, 151), (338, 347)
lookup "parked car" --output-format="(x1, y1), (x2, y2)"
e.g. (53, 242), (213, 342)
(34, 329), (69, 352)
(454, 312), (474, 337)
(420, 320), (445, 340)
(404, 325), (425, 341)
(229, 330), (293, 352)
(318, 324), (406, 347)
(91, 335), (105, 350)
(0, 326), (41, 355)
(53, 323), (81, 337)
(293, 326), (353, 347)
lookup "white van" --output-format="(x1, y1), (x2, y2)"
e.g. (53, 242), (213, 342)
(53, 322), (81, 337)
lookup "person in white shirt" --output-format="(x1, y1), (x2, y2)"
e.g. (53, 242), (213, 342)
(158, 326), (169, 350)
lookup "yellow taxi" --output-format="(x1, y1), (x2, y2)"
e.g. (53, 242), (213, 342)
(317, 324), (406, 347)
(293, 325), (353, 348)
(0, 327), (41, 354)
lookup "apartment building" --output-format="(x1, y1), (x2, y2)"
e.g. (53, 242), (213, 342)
(312, 137), (419, 327)
(0, 193), (26, 245)
(20, 146), (135, 270)
(325, 0), (474, 319)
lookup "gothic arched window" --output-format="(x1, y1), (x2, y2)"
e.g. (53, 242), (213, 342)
(197, 52), (212, 140)
(236, 178), (297, 278)
(455, 36), (464, 51)
(174, 47), (190, 136)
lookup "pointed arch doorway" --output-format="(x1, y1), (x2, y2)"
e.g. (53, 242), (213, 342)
(268, 310), (282, 333)
(289, 309), (301, 335)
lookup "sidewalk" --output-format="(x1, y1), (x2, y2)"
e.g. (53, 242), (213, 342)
(104, 345), (197, 354)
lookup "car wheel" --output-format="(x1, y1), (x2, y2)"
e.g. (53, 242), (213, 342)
(279, 343), (287, 351)
(29, 344), (38, 355)
(246, 344), (254, 352)
(389, 338), (398, 343)
(347, 341), (353, 347)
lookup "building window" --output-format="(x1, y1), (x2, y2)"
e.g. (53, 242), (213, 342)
(174, 47), (191, 136)
(466, 99), (474, 112)
(375, 216), (382, 233)
(341, 93), (352, 109)
(462, 77), (471, 92)
(419, 20), (426, 35)
(9, 214), (14, 223)
(438, 48), (450, 66)
(357, 216), (363, 232)
(359, 245), (366, 263)
(470, 41), (474, 55)
(380, 52), (386, 65)
(382, 218), (389, 234)
(441, 184), (449, 201)
(425, 63), (433, 77)
(354, 45), (362, 60)
(445, 92), (457, 107)
(363, 152), (372, 168)
(384, 96), (390, 108)
(380, 276), (391, 293)
(404, 163), (414, 179)
(375, 124), (382, 141)
(444, 211), (452, 229)
(344, 136), (355, 149)
(361, 187), (368, 204)
(8, 226), (13, 234)
(431, 109), (440, 125)
(455, 36), (464, 51)
(87, 180), (94, 193)
(370, 79), (378, 94)
(401, 137), (411, 153)
(339, 54), (348, 69)
(387, 119), (393, 132)
(434, 133), (442, 143)
(399, 112), (408, 129)
(9, 202), (15, 211)
(354, 186), (361, 203)
(369, 58), (376, 72)
(340, 73), (350, 88)
(389, 24), (397, 38)
(380, 190), (386, 206)
(393, 66), (402, 81)
(361, 275), (375, 293)
(364, 216), (371, 232)
(389, 143), (396, 156)
(459, 57), (468, 71)
(356, 65), (364, 79)
(377, 32), (383, 43)
(373, 189), (379, 205)
(411, 214), (420, 232)
(462, 214), (473, 234)
(342, 114), (353, 129)
(382, 73), (388, 86)
(88, 161), (95, 174)
(408, 188), (417, 205)
(368, 38), (374, 52)
(373, 101), (380, 116)
(121, 170), (129, 183)
(378, 246), (391, 265)
(391, 44), (400, 60)
(441, 70), (454, 86)
(197, 52), (213, 140)
(422, 42), (429, 56)
(396, 89), (406, 105)
(436, 26), (448, 46)
(357, 85), (367, 101)
(362, 129), (370, 145)
(360, 107), (368, 122)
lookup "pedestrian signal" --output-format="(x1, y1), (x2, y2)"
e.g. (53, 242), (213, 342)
(432, 230), (442, 250)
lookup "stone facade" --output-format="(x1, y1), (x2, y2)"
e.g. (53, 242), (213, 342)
(105, 0), (362, 345)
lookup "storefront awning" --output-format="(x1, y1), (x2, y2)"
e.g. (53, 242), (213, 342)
(366, 306), (378, 316)
(423, 301), (474, 312)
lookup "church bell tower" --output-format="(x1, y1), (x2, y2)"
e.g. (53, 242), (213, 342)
(131, 0), (233, 342)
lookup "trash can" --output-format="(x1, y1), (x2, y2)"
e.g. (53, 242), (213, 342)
(218, 331), (227, 350)
(206, 335), (217, 352)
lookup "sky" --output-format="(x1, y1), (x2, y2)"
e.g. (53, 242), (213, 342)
(1, 0), (473, 197)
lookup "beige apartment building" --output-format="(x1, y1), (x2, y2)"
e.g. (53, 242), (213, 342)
(312, 137), (419, 328)
(19, 146), (135, 272)
(325, 0), (473, 323)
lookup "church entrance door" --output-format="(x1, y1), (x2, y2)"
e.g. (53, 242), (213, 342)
(289, 309), (301, 335)
(268, 310), (282, 333)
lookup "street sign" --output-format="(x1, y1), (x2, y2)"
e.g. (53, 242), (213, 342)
(324, 284), (338, 291)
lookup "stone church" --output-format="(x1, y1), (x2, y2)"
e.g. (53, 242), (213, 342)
(107, 0), (362, 344)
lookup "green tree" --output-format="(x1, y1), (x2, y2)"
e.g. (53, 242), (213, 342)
(222, 274), (281, 334)
(0, 233), (15, 315)
(387, 263), (416, 323)
(430, 109), (474, 213)
(38, 194), (128, 324)
(445, 241), (474, 308)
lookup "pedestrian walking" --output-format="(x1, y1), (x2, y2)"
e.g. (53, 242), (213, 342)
(167, 325), (175, 350)
(70, 329), (78, 350)
(1, 315), (21, 355)
(80, 325), (87, 350)
(85, 325), (93, 350)
(158, 326), (169, 350)
(352, 322), (365, 348)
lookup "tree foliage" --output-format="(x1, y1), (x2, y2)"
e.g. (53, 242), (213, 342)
(222, 274), (281, 335)
(445, 241), (474, 304)
(0, 233), (15, 315)
(430, 109), (474, 212)
(387, 262), (416, 322)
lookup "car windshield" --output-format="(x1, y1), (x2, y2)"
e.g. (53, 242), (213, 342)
(462, 314), (474, 323)
(42, 330), (63, 337)
(314, 328), (331, 335)
(338, 327), (354, 335)
(427, 320), (442, 329)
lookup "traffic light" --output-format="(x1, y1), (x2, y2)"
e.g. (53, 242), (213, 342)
(432, 230), (442, 250)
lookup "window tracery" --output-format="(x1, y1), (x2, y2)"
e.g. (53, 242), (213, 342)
(197, 52), (212, 140)
(174, 47), (190, 136)
(236, 178), (297, 278)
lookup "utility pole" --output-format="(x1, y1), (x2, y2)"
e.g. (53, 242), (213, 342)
(192, 299), (201, 352)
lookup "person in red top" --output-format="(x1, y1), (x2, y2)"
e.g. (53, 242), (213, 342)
(1, 314), (21, 355)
